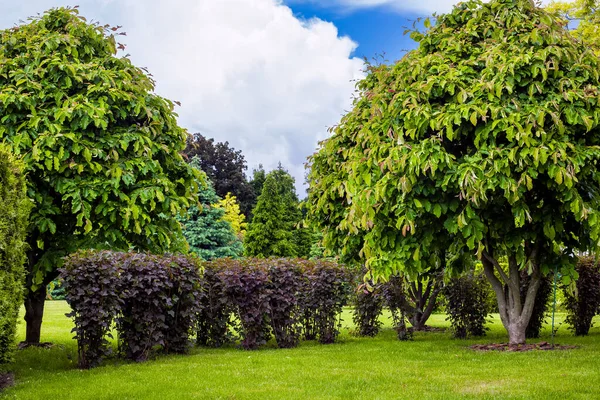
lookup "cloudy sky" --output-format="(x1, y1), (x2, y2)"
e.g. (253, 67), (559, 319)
(0, 0), (477, 195)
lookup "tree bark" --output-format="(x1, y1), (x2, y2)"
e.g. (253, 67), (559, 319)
(23, 287), (47, 344)
(22, 250), (57, 345)
(482, 246), (541, 345)
(407, 274), (443, 330)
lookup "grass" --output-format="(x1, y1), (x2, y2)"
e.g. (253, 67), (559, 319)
(2, 302), (600, 399)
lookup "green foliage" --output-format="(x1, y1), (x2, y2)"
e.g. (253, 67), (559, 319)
(548, 0), (600, 55)
(307, 0), (600, 343)
(182, 160), (243, 261)
(0, 7), (200, 290)
(244, 173), (297, 257)
(0, 144), (30, 363)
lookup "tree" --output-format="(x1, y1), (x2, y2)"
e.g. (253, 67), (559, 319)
(244, 174), (296, 257)
(307, 0), (600, 344)
(249, 164), (267, 209)
(184, 133), (255, 216)
(214, 193), (247, 239)
(0, 8), (200, 344)
(0, 145), (30, 363)
(547, 0), (599, 54)
(182, 160), (243, 260)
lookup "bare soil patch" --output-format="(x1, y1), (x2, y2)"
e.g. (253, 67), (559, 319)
(0, 372), (14, 392)
(470, 341), (578, 352)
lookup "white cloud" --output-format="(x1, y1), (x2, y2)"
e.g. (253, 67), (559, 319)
(0, 0), (364, 196)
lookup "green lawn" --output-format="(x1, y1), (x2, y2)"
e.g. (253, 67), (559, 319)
(2, 301), (600, 399)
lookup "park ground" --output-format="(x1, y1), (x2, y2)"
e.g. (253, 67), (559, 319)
(1, 301), (600, 399)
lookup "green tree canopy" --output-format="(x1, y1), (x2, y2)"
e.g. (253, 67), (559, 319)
(308, 0), (600, 344)
(0, 7), (200, 343)
(548, 0), (599, 54)
(182, 160), (243, 261)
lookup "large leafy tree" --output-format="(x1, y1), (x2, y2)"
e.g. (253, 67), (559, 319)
(307, 0), (600, 344)
(182, 161), (243, 261)
(548, 0), (599, 54)
(244, 174), (297, 257)
(184, 133), (255, 216)
(0, 8), (200, 343)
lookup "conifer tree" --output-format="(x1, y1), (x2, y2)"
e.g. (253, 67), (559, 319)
(244, 174), (296, 257)
(182, 161), (243, 261)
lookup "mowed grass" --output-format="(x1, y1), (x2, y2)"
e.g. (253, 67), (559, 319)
(2, 301), (600, 399)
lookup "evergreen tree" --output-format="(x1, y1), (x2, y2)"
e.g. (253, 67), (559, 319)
(214, 193), (247, 239)
(182, 161), (243, 261)
(244, 175), (296, 257)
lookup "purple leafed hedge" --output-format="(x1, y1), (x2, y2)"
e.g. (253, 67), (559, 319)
(62, 251), (351, 368)
(61, 250), (201, 368)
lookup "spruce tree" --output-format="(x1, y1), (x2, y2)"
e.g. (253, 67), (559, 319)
(182, 161), (243, 261)
(244, 174), (296, 257)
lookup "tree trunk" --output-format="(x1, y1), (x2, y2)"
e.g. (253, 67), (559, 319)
(406, 274), (443, 331)
(482, 246), (541, 346)
(23, 288), (46, 344)
(22, 250), (57, 345)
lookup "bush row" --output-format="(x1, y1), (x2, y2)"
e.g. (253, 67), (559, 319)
(198, 258), (352, 349)
(62, 252), (352, 367)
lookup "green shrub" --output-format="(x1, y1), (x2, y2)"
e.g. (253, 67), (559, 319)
(0, 145), (30, 364)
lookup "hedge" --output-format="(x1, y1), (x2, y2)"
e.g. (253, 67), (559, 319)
(62, 251), (201, 368)
(0, 145), (30, 364)
(62, 253), (351, 367)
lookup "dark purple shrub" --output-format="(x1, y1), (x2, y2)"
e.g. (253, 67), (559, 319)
(61, 251), (201, 367)
(160, 255), (202, 354)
(352, 280), (384, 337)
(298, 260), (351, 344)
(220, 259), (272, 350)
(267, 259), (303, 348)
(565, 257), (600, 336)
(382, 275), (413, 341)
(62, 250), (121, 369)
(444, 273), (490, 339)
(196, 260), (234, 348)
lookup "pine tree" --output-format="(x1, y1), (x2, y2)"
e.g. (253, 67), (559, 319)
(182, 160), (244, 260)
(244, 174), (296, 257)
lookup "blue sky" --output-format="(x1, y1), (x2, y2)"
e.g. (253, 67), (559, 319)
(283, 2), (422, 62)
